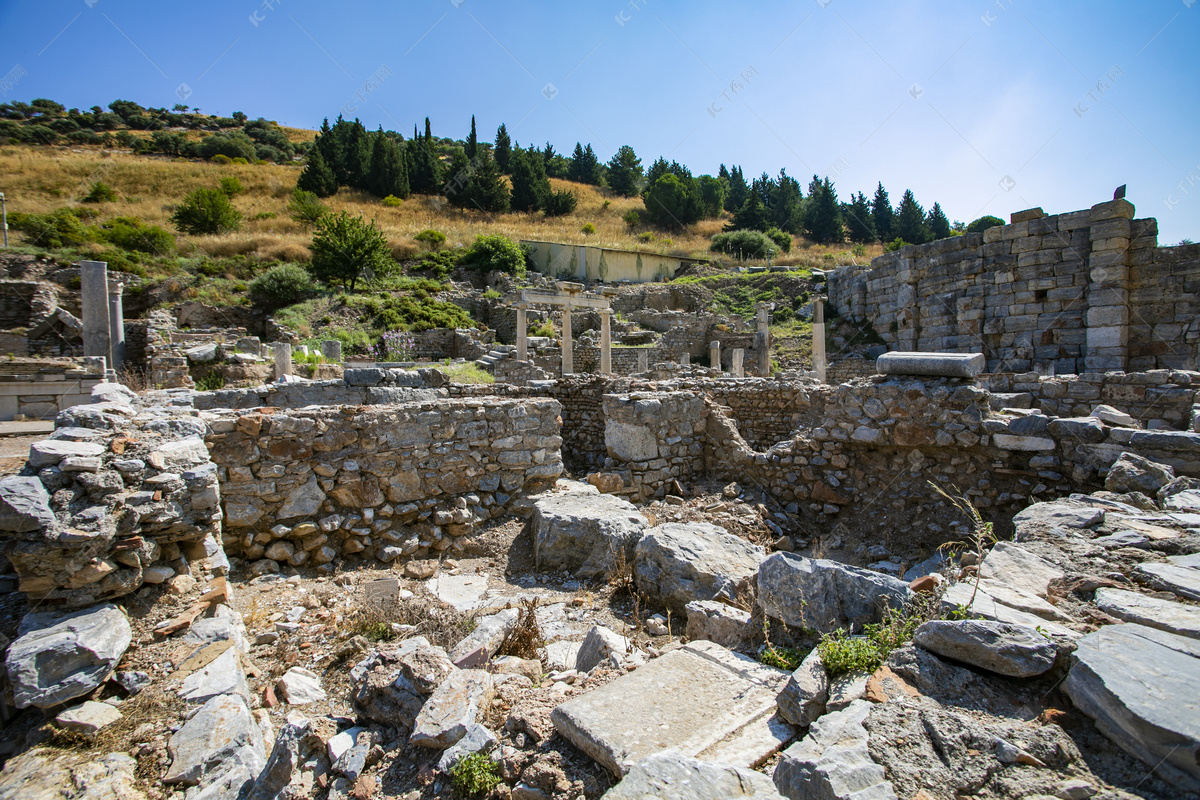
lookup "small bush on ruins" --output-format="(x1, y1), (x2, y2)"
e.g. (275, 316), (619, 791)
(8, 208), (97, 248)
(309, 211), (394, 292)
(460, 233), (525, 275)
(818, 630), (881, 678)
(194, 371), (225, 391)
(248, 263), (317, 311)
(528, 321), (555, 339)
(966, 214), (1004, 234)
(82, 180), (117, 203)
(710, 229), (775, 260)
(410, 249), (459, 279)
(414, 228), (447, 250)
(171, 188), (242, 235)
(449, 752), (502, 797)
(764, 227), (792, 253)
(99, 216), (176, 255)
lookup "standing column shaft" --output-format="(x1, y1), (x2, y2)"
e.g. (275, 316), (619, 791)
(561, 305), (573, 375)
(599, 309), (611, 375)
(274, 343), (292, 381)
(756, 304), (771, 376)
(710, 340), (721, 372)
(515, 304), (528, 361)
(80, 260), (110, 364)
(732, 348), (744, 377)
(813, 299), (827, 384)
(108, 282), (125, 375)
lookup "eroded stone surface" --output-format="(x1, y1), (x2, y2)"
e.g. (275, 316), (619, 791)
(606, 751), (786, 800)
(634, 522), (765, 616)
(531, 493), (649, 579)
(758, 553), (909, 633)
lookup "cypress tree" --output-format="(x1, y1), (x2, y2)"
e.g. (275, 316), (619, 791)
(466, 115), (478, 158)
(872, 182), (894, 242)
(509, 147), (549, 212)
(802, 176), (844, 244)
(606, 145), (643, 197)
(494, 123), (512, 172)
(342, 119), (371, 190)
(460, 148), (510, 212)
(725, 165), (749, 212)
(409, 117), (441, 194)
(297, 145), (337, 197)
(367, 131), (409, 198)
(444, 150), (471, 205)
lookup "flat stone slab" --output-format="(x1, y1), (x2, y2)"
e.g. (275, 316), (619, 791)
(1012, 500), (1104, 531)
(876, 351), (983, 378)
(425, 574), (489, 612)
(1094, 587), (1200, 640)
(532, 492), (649, 580)
(913, 619), (1056, 677)
(1136, 561), (1200, 601)
(940, 582), (1076, 643)
(606, 751), (786, 800)
(773, 700), (897, 800)
(550, 640), (794, 777)
(1064, 623), (1200, 792)
(634, 522), (765, 616)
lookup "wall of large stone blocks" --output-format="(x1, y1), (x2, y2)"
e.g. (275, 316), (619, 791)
(203, 397), (562, 571)
(827, 198), (1200, 374)
(979, 370), (1198, 430)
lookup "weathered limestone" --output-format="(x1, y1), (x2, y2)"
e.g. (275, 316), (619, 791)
(876, 351), (984, 378)
(164, 693), (266, 789)
(757, 553), (909, 633)
(600, 308), (612, 375)
(732, 348), (745, 378)
(606, 751), (786, 800)
(575, 624), (631, 672)
(551, 641), (793, 776)
(0, 475), (56, 532)
(776, 648), (828, 727)
(756, 303), (770, 376)
(531, 492), (649, 579)
(633, 522), (765, 616)
(107, 282), (125, 374)
(913, 619), (1057, 677)
(515, 302), (528, 361)
(1065, 623), (1200, 791)
(320, 339), (342, 362)
(6, 603), (132, 709)
(1094, 587), (1200, 639)
(710, 341), (721, 372)
(812, 298), (826, 383)
(772, 700), (896, 800)
(685, 600), (754, 649)
(79, 261), (110, 366)
(410, 669), (494, 749)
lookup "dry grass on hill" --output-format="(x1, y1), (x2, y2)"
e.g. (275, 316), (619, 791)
(0, 144), (882, 270)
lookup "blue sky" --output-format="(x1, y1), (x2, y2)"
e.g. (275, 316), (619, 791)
(2, 0), (1198, 242)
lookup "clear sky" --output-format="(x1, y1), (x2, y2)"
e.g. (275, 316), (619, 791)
(2, 0), (1198, 242)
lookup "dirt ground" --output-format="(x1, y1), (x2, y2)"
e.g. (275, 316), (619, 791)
(0, 434), (41, 477)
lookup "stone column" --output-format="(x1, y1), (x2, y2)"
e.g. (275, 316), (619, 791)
(515, 303), (528, 361)
(756, 303), (771, 376)
(813, 298), (827, 383)
(273, 343), (292, 381)
(599, 308), (612, 374)
(710, 340), (721, 372)
(80, 261), (110, 365)
(1084, 198), (1135, 372)
(732, 348), (744, 377)
(561, 305), (573, 376)
(107, 282), (125, 375)
(321, 340), (342, 362)
(637, 349), (649, 373)
(680, 353), (689, 366)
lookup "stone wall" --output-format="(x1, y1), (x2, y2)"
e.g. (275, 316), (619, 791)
(203, 397), (563, 571)
(0, 361), (106, 421)
(827, 356), (878, 384)
(827, 198), (1200, 374)
(602, 392), (708, 501)
(978, 370), (1198, 430)
(0, 280), (41, 328)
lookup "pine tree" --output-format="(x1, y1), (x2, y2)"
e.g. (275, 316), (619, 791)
(444, 150), (471, 205)
(872, 182), (894, 242)
(894, 189), (929, 244)
(297, 144), (337, 197)
(509, 147), (549, 212)
(367, 131), (409, 199)
(803, 176), (844, 244)
(927, 201), (951, 240)
(466, 115), (478, 158)
(725, 165), (749, 212)
(343, 119), (371, 190)
(644, 157), (671, 191)
(315, 117), (343, 186)
(606, 145), (643, 197)
(697, 175), (725, 218)
(844, 191), (876, 243)
(409, 117), (441, 194)
(769, 169), (803, 233)
(567, 142), (601, 184)
(728, 187), (769, 231)
(494, 123), (512, 172)
(460, 148), (510, 213)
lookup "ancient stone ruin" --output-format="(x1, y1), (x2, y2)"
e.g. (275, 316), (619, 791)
(0, 196), (1198, 800)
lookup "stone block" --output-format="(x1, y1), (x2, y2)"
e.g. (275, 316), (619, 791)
(1010, 207), (1045, 223)
(876, 351), (984, 378)
(1089, 198), (1135, 221)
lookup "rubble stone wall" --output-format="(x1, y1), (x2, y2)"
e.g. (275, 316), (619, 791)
(827, 198), (1200, 374)
(601, 392), (709, 501)
(203, 397), (563, 570)
(978, 370), (1198, 429)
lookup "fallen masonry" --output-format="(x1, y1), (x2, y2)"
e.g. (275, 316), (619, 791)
(0, 333), (1199, 800)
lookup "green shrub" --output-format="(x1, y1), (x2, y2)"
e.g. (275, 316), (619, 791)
(248, 264), (317, 311)
(410, 250), (459, 279)
(171, 188), (241, 235)
(710, 229), (774, 260)
(218, 176), (243, 197)
(884, 237), (906, 252)
(448, 752), (501, 798)
(528, 321), (555, 339)
(764, 227), (792, 253)
(100, 216), (175, 255)
(195, 371), (226, 391)
(309, 211), (394, 291)
(460, 234), (524, 275)
(82, 181), (117, 203)
(580, 222), (596, 235)
(414, 229), (447, 250)
(381, 194), (404, 207)
(758, 643), (805, 671)
(817, 630), (881, 679)
(636, 231), (655, 243)
(211, 154), (232, 165)
(287, 188), (326, 228)
(482, 289), (502, 300)
(543, 188), (578, 217)
(8, 208), (96, 248)
(230, 157), (249, 165)
(966, 215), (1004, 234)
(251, 211), (276, 220)
(623, 208), (641, 229)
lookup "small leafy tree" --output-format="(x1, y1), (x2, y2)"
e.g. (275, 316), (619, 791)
(171, 188), (241, 235)
(287, 188), (326, 228)
(710, 229), (775, 260)
(966, 215), (1004, 234)
(642, 173), (701, 229)
(101, 216), (175, 255)
(309, 212), (393, 291)
(413, 229), (447, 251)
(460, 234), (525, 275)
(248, 263), (316, 310)
(218, 176), (243, 198)
(542, 188), (577, 217)
(82, 181), (117, 203)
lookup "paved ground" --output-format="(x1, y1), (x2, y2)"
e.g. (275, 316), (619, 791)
(0, 433), (40, 476)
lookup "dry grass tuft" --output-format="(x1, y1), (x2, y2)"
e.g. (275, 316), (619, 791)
(497, 597), (546, 661)
(259, 240), (311, 262)
(389, 239), (421, 261)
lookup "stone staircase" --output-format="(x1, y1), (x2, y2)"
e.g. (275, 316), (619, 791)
(474, 344), (516, 373)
